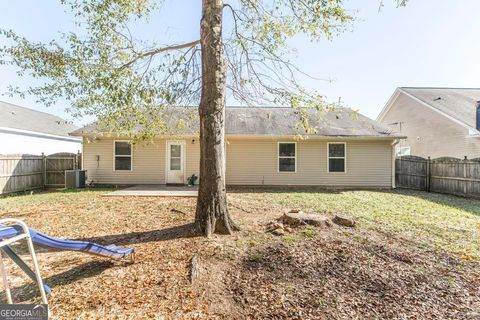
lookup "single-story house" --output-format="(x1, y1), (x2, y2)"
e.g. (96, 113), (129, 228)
(0, 101), (81, 155)
(377, 87), (480, 159)
(70, 107), (403, 188)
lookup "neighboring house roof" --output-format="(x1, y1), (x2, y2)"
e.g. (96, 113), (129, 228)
(70, 106), (402, 138)
(0, 101), (79, 138)
(377, 87), (480, 133)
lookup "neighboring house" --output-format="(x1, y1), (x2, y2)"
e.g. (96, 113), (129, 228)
(70, 107), (403, 188)
(0, 101), (81, 155)
(377, 87), (480, 159)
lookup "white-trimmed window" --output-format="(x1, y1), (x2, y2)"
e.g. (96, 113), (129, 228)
(114, 141), (132, 171)
(396, 146), (411, 157)
(328, 142), (346, 173)
(278, 142), (296, 172)
(169, 144), (182, 170)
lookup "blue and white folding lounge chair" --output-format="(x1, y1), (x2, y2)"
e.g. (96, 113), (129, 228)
(0, 218), (135, 304)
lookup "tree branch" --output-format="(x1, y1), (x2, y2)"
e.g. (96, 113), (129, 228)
(119, 39), (200, 70)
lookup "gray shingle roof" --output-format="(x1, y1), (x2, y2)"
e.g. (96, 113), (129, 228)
(401, 87), (480, 129)
(71, 106), (400, 138)
(0, 101), (79, 137)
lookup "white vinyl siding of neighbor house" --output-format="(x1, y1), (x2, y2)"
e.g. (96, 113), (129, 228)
(379, 92), (480, 159)
(82, 137), (393, 187)
(0, 128), (81, 155)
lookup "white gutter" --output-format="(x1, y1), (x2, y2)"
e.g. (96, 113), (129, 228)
(76, 132), (406, 141)
(226, 134), (407, 140)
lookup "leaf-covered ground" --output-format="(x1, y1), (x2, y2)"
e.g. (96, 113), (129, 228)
(0, 188), (479, 319)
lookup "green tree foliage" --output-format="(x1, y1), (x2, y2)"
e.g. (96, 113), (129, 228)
(1, 0), (360, 138)
(0, 1), (407, 138)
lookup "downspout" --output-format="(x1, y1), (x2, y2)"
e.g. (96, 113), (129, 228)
(391, 139), (399, 188)
(81, 137), (85, 170)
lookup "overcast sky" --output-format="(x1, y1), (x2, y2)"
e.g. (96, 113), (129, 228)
(1, 0), (479, 126)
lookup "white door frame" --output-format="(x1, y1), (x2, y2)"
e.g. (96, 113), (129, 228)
(165, 140), (186, 184)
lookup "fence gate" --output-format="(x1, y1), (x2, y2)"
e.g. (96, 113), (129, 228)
(0, 153), (82, 195)
(395, 156), (428, 190)
(45, 153), (81, 187)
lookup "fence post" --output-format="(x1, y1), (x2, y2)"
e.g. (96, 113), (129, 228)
(463, 156), (468, 195)
(76, 151), (81, 170)
(42, 153), (46, 188)
(398, 157), (402, 188)
(426, 156), (431, 192)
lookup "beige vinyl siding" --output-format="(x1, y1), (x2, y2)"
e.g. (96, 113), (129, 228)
(225, 138), (392, 187)
(185, 139), (200, 179)
(83, 138), (201, 185)
(83, 137), (393, 187)
(380, 92), (480, 159)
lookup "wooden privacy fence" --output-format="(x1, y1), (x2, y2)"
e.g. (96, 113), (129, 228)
(396, 155), (480, 198)
(0, 153), (81, 195)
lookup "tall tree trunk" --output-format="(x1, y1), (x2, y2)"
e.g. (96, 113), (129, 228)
(195, 0), (238, 236)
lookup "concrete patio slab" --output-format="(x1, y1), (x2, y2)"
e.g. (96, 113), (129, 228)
(105, 185), (198, 197)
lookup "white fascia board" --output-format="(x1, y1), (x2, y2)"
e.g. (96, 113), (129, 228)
(78, 133), (404, 141)
(376, 88), (402, 122)
(225, 134), (404, 140)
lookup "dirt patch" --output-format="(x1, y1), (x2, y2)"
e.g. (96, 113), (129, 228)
(224, 226), (480, 319)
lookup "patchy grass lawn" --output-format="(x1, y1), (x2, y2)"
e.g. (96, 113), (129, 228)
(231, 188), (480, 259)
(0, 188), (479, 319)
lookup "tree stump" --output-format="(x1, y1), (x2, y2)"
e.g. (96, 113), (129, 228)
(332, 214), (355, 228)
(280, 210), (331, 227)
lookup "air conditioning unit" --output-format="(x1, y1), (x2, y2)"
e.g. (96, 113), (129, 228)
(65, 170), (86, 189)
